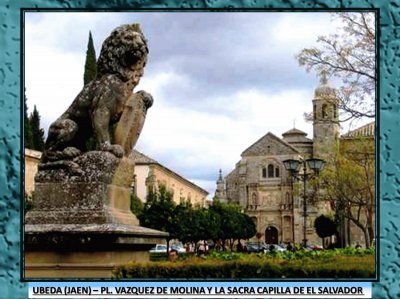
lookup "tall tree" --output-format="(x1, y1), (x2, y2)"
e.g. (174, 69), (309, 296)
(314, 214), (337, 248)
(320, 137), (375, 247)
(138, 185), (176, 253)
(130, 192), (143, 216)
(29, 105), (45, 151)
(24, 91), (33, 149)
(209, 200), (256, 251)
(84, 31), (97, 85)
(296, 12), (375, 121)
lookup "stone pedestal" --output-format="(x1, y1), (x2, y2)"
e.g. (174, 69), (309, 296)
(25, 151), (168, 278)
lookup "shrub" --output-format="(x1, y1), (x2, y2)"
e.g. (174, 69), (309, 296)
(113, 253), (375, 279)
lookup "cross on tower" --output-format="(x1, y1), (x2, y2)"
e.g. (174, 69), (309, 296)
(319, 70), (329, 85)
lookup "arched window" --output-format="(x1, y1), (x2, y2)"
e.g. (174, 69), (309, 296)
(313, 104), (317, 120)
(322, 104), (327, 119)
(268, 164), (274, 177)
(262, 167), (267, 178)
(333, 104), (337, 119)
(275, 166), (280, 177)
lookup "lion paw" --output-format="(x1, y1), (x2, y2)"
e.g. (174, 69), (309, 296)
(137, 90), (154, 109)
(63, 147), (82, 158)
(101, 143), (124, 158)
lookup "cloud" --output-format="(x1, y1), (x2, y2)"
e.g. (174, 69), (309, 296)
(135, 85), (313, 198)
(25, 12), (347, 197)
(24, 44), (85, 133)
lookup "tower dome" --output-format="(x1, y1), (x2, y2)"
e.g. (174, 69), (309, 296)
(282, 128), (308, 140)
(314, 71), (336, 99)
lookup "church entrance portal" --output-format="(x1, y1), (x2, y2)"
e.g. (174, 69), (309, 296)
(265, 226), (278, 244)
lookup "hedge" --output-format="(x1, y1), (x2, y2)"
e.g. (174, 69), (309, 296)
(113, 255), (375, 279)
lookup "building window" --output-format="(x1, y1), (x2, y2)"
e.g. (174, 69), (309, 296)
(322, 104), (327, 119)
(275, 166), (280, 177)
(268, 164), (274, 177)
(263, 163), (281, 178)
(333, 104), (337, 119)
(313, 104), (317, 120)
(262, 167), (267, 178)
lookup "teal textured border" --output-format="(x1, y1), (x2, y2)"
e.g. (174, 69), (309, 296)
(0, 0), (397, 298)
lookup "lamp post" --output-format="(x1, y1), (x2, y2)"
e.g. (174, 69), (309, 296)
(283, 158), (325, 248)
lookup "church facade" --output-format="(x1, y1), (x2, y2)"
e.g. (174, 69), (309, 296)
(215, 76), (375, 247)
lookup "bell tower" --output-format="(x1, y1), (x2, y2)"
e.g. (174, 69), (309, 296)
(214, 169), (226, 201)
(312, 72), (340, 160)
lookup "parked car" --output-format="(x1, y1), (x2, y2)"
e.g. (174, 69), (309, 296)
(150, 244), (186, 253)
(309, 244), (323, 250)
(149, 244), (167, 253)
(171, 245), (186, 253)
(269, 244), (287, 252)
(304, 244), (323, 251)
(246, 242), (268, 253)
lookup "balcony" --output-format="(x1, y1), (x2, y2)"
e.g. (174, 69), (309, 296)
(280, 203), (293, 211)
(247, 204), (259, 210)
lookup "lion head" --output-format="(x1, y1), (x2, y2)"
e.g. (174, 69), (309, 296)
(96, 24), (149, 84)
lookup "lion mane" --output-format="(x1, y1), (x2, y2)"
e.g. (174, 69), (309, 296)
(41, 24), (153, 171)
(97, 24), (149, 82)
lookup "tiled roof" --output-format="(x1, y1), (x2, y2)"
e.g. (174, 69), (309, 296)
(282, 128), (307, 137)
(129, 149), (209, 196)
(342, 121), (375, 138)
(129, 149), (158, 164)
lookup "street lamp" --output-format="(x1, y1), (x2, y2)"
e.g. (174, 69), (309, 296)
(283, 158), (325, 247)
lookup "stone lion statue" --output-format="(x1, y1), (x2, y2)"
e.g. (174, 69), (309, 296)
(41, 24), (153, 170)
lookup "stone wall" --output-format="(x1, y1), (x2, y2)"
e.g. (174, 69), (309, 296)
(143, 164), (207, 206)
(25, 149), (41, 197)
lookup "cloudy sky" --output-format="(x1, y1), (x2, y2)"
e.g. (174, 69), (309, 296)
(24, 12), (369, 197)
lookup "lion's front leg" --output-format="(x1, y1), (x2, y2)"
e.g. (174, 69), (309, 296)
(92, 106), (124, 158)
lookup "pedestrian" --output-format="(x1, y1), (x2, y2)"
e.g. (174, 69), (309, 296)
(168, 249), (178, 262)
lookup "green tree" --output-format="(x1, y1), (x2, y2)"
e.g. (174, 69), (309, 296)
(83, 31), (98, 151)
(209, 200), (256, 251)
(29, 105), (45, 151)
(238, 213), (257, 242)
(138, 185), (176, 253)
(24, 191), (34, 215)
(296, 12), (375, 121)
(130, 192), (143, 216)
(24, 91), (33, 149)
(171, 201), (215, 252)
(320, 137), (375, 248)
(314, 214), (337, 248)
(84, 31), (97, 85)
(202, 206), (222, 250)
(170, 201), (193, 244)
